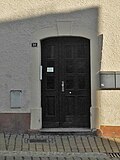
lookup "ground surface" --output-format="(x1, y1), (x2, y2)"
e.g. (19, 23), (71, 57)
(0, 133), (120, 160)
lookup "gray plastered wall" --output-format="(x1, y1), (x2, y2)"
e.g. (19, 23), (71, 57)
(0, 0), (120, 129)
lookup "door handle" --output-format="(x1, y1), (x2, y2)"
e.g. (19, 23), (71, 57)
(39, 65), (42, 80)
(61, 81), (64, 92)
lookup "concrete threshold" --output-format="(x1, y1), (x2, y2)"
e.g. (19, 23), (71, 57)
(40, 128), (91, 132)
(38, 128), (93, 135)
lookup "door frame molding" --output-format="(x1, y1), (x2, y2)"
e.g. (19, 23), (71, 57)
(30, 20), (100, 130)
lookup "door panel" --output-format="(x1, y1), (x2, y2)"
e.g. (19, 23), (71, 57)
(41, 40), (59, 127)
(41, 37), (91, 128)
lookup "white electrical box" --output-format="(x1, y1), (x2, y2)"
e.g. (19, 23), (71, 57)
(10, 90), (22, 108)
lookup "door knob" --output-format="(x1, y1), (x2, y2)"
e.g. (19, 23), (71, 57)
(69, 91), (72, 94)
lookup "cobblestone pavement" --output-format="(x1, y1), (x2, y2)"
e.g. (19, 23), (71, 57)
(0, 133), (120, 160)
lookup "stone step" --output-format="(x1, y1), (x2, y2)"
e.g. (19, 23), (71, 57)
(27, 128), (95, 136)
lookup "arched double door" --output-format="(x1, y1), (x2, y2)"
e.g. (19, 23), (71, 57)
(41, 37), (91, 128)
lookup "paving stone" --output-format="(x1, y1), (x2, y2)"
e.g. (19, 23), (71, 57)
(114, 138), (120, 151)
(4, 133), (11, 150)
(8, 134), (17, 151)
(108, 138), (119, 153)
(68, 135), (78, 152)
(101, 137), (113, 153)
(35, 134), (44, 152)
(29, 134), (36, 151)
(111, 158), (120, 160)
(0, 133), (6, 150)
(53, 136), (59, 152)
(74, 136), (85, 153)
(15, 134), (22, 151)
(0, 156), (5, 160)
(49, 157), (57, 160)
(104, 157), (113, 160)
(66, 157), (74, 160)
(22, 134), (29, 151)
(95, 158), (106, 160)
(36, 143), (44, 152)
(5, 156), (14, 160)
(88, 158), (98, 160)
(42, 144), (50, 152)
(81, 136), (92, 152)
(23, 156), (32, 160)
(14, 157), (23, 160)
(80, 158), (89, 160)
(94, 137), (106, 153)
(40, 158), (49, 160)
(1, 133), (120, 160)
(55, 136), (64, 152)
(57, 158), (65, 160)
(32, 157), (40, 160)
(61, 136), (71, 152)
(87, 136), (99, 152)
(48, 135), (57, 152)
(41, 135), (50, 152)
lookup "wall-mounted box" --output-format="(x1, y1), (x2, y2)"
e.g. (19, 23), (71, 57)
(116, 72), (120, 88)
(10, 90), (22, 108)
(100, 72), (115, 89)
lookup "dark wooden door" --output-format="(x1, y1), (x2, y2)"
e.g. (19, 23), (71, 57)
(41, 37), (91, 128)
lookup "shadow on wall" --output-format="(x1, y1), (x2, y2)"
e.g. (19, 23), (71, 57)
(0, 7), (101, 133)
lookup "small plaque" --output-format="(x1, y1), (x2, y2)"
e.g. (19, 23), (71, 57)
(47, 67), (54, 72)
(32, 43), (38, 47)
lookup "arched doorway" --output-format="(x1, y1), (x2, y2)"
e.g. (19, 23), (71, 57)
(41, 37), (91, 128)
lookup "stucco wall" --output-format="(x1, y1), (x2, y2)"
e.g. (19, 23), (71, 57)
(0, 0), (120, 128)
(98, 90), (120, 126)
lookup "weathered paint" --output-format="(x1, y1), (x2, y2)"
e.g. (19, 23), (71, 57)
(0, 113), (30, 132)
(100, 125), (120, 138)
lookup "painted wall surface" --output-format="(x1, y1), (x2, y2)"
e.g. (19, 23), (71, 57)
(98, 90), (120, 126)
(0, 0), (120, 128)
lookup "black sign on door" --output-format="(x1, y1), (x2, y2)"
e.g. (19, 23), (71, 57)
(41, 37), (91, 128)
